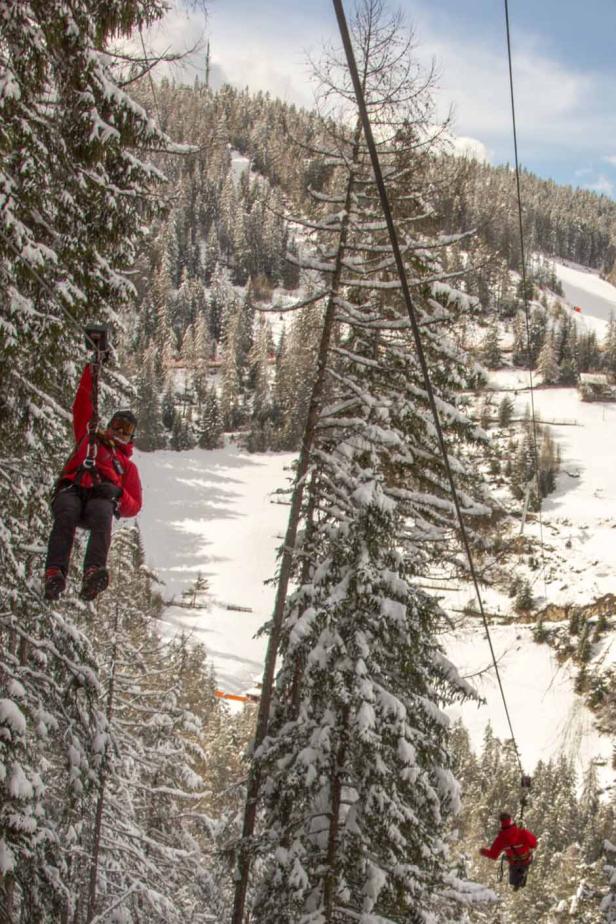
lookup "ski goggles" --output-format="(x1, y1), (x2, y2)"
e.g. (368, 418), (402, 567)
(109, 417), (136, 440)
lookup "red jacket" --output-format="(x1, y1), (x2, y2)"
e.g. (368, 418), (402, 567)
(480, 819), (537, 864)
(60, 365), (142, 519)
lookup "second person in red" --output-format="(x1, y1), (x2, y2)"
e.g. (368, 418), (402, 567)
(479, 811), (537, 890)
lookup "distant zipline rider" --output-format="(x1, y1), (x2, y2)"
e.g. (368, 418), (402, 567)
(479, 811), (538, 891)
(44, 326), (142, 602)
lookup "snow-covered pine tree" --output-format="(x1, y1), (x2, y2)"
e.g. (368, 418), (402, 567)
(537, 334), (560, 384)
(0, 0), (169, 915)
(481, 324), (503, 370)
(603, 314), (616, 376)
(0, 591), (102, 920)
(271, 303), (324, 450)
(603, 839), (616, 923)
(220, 300), (244, 430)
(199, 386), (224, 449)
(134, 344), (166, 450)
(252, 285), (492, 914)
(254, 462), (487, 922)
(235, 3), (496, 919)
(80, 527), (219, 922)
(576, 330), (601, 373)
(498, 396), (515, 428)
(247, 315), (274, 451)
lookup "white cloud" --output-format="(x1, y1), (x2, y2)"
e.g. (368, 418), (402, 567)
(602, 155), (616, 168)
(414, 28), (596, 153)
(119, 5), (321, 108)
(114, 9), (206, 80)
(448, 135), (492, 164)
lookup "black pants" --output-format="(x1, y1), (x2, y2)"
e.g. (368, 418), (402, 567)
(509, 860), (530, 889)
(46, 484), (114, 574)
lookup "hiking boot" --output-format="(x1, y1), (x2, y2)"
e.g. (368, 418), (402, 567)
(80, 567), (109, 601)
(44, 568), (66, 601)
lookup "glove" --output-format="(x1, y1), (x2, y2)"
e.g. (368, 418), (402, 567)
(479, 848), (490, 858)
(93, 483), (123, 502)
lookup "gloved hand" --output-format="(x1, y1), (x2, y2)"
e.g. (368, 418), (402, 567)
(93, 483), (123, 502)
(479, 848), (490, 858)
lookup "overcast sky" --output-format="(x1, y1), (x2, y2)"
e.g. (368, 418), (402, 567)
(140, 0), (616, 196)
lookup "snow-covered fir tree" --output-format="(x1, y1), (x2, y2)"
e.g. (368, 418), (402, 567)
(0, 0), (170, 915)
(537, 334), (560, 384)
(233, 2), (495, 919)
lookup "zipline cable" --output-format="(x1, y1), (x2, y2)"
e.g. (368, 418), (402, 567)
(332, 0), (525, 775)
(503, 0), (548, 599)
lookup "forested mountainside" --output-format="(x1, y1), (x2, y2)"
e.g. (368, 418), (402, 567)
(1, 1), (614, 921)
(120, 76), (616, 459)
(435, 155), (616, 274)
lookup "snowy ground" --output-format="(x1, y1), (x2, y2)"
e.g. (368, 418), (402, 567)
(135, 432), (614, 785)
(136, 444), (295, 692)
(445, 624), (606, 778)
(133, 258), (615, 786)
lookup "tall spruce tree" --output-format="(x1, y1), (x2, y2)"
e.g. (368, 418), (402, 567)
(0, 1), (169, 915)
(234, 2), (493, 919)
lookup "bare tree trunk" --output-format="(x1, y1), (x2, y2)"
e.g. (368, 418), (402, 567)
(323, 705), (349, 922)
(86, 606), (119, 923)
(0, 873), (15, 924)
(231, 123), (363, 924)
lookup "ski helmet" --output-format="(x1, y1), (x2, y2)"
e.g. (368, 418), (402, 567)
(108, 410), (138, 441)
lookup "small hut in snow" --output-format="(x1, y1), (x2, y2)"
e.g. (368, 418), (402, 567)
(578, 373), (616, 401)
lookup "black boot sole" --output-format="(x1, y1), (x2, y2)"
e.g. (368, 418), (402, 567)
(80, 571), (109, 601)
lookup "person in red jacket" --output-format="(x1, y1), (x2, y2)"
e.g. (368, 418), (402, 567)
(44, 363), (143, 601)
(479, 812), (538, 890)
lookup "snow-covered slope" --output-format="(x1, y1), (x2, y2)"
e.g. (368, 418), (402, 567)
(133, 261), (615, 786)
(446, 624), (607, 777)
(553, 258), (616, 336)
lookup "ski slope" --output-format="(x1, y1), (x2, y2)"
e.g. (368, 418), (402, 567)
(553, 258), (616, 336)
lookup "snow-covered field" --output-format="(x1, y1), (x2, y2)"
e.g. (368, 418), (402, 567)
(136, 444), (294, 692)
(134, 259), (615, 786)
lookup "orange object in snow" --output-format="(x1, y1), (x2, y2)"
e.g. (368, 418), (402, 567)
(215, 690), (259, 704)
(574, 306), (582, 313)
